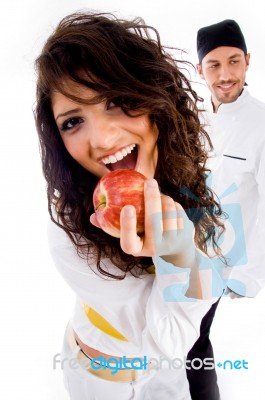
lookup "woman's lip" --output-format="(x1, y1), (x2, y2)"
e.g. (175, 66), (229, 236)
(99, 162), (112, 172)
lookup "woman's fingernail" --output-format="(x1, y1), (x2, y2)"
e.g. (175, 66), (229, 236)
(123, 205), (135, 217)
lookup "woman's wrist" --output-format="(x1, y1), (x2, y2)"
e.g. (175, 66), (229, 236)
(161, 249), (202, 299)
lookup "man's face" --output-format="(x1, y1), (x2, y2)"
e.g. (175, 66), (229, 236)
(196, 46), (250, 112)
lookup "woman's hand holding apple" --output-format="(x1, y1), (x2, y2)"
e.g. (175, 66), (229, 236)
(90, 171), (196, 268)
(119, 179), (196, 268)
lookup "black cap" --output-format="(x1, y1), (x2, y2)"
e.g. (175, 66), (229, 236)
(197, 19), (247, 63)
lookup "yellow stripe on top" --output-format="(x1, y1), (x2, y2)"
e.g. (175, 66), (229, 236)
(84, 304), (128, 341)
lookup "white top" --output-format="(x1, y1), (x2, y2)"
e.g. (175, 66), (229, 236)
(48, 218), (224, 361)
(202, 89), (265, 297)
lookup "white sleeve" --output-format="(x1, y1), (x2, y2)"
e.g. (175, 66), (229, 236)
(47, 218), (224, 359)
(226, 145), (265, 297)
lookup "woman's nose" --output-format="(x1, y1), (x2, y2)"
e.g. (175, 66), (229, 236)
(87, 116), (117, 149)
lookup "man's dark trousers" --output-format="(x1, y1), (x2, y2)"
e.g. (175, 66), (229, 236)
(186, 297), (222, 400)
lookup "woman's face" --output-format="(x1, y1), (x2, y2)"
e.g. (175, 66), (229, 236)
(52, 82), (159, 179)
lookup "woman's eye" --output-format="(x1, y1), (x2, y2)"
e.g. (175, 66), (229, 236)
(106, 101), (117, 110)
(61, 117), (84, 131)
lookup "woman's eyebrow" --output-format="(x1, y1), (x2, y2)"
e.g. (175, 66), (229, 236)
(55, 108), (82, 122)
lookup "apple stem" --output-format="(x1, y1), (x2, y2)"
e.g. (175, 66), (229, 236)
(95, 202), (106, 211)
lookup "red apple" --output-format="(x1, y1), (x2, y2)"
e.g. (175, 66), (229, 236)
(93, 170), (147, 238)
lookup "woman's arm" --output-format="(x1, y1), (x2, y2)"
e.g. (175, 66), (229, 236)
(117, 178), (218, 299)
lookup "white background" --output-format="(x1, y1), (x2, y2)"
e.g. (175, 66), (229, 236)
(1, 0), (265, 399)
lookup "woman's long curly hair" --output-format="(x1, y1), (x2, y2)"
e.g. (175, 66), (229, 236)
(35, 11), (224, 279)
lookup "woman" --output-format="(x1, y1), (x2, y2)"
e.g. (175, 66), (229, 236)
(35, 11), (224, 400)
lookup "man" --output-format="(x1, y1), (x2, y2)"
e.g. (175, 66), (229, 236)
(196, 19), (265, 298)
(186, 19), (265, 400)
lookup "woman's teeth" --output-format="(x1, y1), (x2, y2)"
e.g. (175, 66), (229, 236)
(102, 144), (136, 165)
